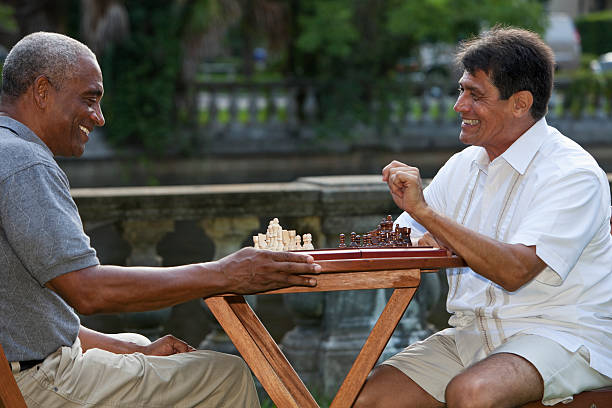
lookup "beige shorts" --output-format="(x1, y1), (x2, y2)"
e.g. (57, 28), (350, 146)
(15, 334), (260, 408)
(383, 329), (612, 406)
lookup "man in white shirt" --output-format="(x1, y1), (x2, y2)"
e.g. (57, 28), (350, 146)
(354, 27), (612, 407)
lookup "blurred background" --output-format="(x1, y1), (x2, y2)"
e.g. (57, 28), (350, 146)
(1, 0), (611, 187)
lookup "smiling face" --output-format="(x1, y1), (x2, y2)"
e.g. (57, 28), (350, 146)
(43, 53), (105, 157)
(453, 69), (518, 160)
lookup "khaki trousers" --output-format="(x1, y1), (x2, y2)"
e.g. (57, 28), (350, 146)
(15, 335), (260, 408)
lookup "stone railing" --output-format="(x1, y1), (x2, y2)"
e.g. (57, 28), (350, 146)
(73, 175), (442, 398)
(192, 78), (612, 153)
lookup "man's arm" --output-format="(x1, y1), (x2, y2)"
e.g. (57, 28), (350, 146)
(78, 326), (195, 355)
(383, 161), (546, 292)
(46, 247), (321, 315)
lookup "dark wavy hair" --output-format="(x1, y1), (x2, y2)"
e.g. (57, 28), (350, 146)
(455, 26), (555, 121)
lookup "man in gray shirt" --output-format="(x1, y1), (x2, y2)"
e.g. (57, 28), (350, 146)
(0, 32), (320, 407)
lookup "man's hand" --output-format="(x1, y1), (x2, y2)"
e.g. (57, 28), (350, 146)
(141, 334), (196, 356)
(214, 247), (321, 294)
(382, 160), (427, 216)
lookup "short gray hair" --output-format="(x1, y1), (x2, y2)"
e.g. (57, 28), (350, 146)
(1, 32), (96, 99)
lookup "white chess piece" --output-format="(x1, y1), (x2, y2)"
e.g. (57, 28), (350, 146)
(253, 236), (260, 249)
(288, 230), (297, 250)
(302, 233), (314, 250)
(294, 235), (302, 250)
(282, 230), (290, 251)
(258, 233), (268, 250)
(271, 220), (283, 251)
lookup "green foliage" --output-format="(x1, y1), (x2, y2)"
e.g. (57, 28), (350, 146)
(387, 0), (545, 42)
(576, 11), (612, 56)
(101, 1), (183, 154)
(297, 1), (358, 60)
(0, 4), (17, 33)
(558, 69), (612, 117)
(290, 0), (546, 138)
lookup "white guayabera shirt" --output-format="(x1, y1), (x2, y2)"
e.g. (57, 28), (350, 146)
(395, 118), (612, 378)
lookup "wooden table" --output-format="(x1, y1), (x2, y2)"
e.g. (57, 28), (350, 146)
(205, 248), (465, 408)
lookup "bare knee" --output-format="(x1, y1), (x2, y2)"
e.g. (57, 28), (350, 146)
(354, 365), (441, 408)
(445, 373), (492, 408)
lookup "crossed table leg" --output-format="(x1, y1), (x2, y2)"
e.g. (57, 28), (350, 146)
(205, 267), (422, 408)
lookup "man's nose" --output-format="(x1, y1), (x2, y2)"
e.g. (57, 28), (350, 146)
(92, 104), (105, 126)
(453, 93), (469, 113)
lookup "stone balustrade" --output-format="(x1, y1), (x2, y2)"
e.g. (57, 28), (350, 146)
(73, 175), (442, 398)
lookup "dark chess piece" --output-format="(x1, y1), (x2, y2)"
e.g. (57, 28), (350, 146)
(339, 233), (346, 248)
(389, 231), (397, 247)
(355, 234), (362, 247)
(349, 232), (358, 247)
(403, 227), (412, 246)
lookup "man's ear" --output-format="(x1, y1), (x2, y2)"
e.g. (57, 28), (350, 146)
(32, 75), (52, 109)
(511, 90), (533, 118)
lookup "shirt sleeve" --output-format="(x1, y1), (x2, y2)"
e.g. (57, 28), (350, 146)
(508, 168), (607, 285)
(0, 164), (99, 286)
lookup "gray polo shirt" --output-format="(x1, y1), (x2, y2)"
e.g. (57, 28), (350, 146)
(0, 116), (99, 361)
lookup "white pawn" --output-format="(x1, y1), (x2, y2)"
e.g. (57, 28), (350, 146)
(302, 233), (314, 250)
(253, 236), (260, 249)
(258, 233), (268, 250)
(294, 235), (302, 250)
(288, 230), (297, 250)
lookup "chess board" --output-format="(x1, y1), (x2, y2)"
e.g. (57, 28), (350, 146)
(292, 247), (465, 272)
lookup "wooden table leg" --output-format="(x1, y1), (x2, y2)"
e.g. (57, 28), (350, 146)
(330, 287), (418, 408)
(205, 296), (319, 408)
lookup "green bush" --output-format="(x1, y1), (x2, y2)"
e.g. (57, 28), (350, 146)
(576, 11), (612, 56)
(101, 0), (183, 154)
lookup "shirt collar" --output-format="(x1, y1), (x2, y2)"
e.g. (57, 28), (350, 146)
(470, 117), (549, 175)
(0, 115), (53, 156)
(499, 117), (548, 175)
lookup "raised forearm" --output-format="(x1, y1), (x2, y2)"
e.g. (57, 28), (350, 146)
(412, 206), (546, 291)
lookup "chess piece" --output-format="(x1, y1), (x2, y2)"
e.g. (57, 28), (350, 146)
(339, 233), (346, 248)
(282, 230), (290, 251)
(403, 227), (412, 247)
(295, 235), (302, 250)
(302, 233), (314, 250)
(258, 233), (268, 249)
(288, 230), (297, 250)
(253, 235), (260, 249)
(349, 232), (358, 247)
(355, 234), (361, 247)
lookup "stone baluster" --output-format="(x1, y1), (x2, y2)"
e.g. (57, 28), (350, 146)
(285, 86), (299, 129)
(198, 216), (260, 353)
(266, 86), (278, 125)
(281, 292), (325, 389)
(303, 86), (318, 123)
(226, 84), (239, 127)
(119, 219), (175, 339)
(207, 88), (218, 126)
(247, 87), (259, 125)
